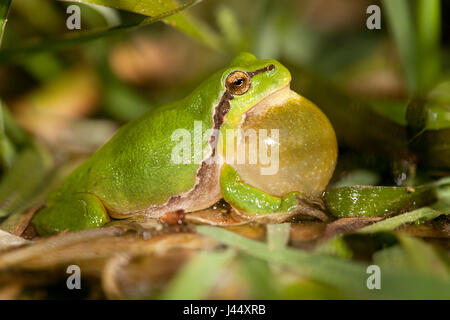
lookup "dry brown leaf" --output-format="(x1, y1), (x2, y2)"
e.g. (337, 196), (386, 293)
(185, 208), (248, 226)
(322, 217), (382, 239)
(0, 227), (124, 270)
(102, 250), (192, 299)
(290, 221), (326, 242)
(222, 224), (266, 241)
(0, 230), (31, 252)
(6, 206), (40, 237)
(396, 220), (450, 238)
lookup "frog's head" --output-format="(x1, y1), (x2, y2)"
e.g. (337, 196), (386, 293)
(219, 52), (291, 122)
(216, 53), (337, 199)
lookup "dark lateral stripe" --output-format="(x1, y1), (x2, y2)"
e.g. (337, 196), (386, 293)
(213, 90), (233, 130)
(209, 91), (233, 156)
(247, 64), (275, 78)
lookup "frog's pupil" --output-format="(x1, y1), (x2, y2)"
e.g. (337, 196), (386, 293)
(234, 79), (243, 86)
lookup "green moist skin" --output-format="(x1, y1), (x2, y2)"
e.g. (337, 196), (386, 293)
(323, 185), (436, 218)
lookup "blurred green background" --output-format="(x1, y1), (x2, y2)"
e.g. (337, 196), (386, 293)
(0, 0), (449, 300)
(1, 0), (449, 181)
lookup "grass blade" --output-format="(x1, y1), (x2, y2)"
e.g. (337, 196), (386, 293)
(165, 12), (222, 51)
(64, 0), (222, 51)
(0, 102), (16, 169)
(0, 0), (11, 46)
(59, 0), (200, 16)
(382, 0), (417, 92)
(239, 255), (280, 299)
(160, 249), (234, 300)
(0, 143), (53, 219)
(374, 235), (449, 279)
(417, 0), (441, 91)
(0, 0), (203, 60)
(267, 223), (290, 250)
(398, 235), (449, 278)
(356, 207), (444, 234)
(198, 225), (370, 296)
(197, 226), (450, 299)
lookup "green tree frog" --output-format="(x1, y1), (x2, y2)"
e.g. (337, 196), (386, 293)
(32, 53), (337, 236)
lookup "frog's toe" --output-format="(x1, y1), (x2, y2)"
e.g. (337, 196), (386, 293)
(32, 193), (110, 236)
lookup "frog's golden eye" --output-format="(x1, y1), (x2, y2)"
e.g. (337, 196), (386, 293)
(225, 71), (250, 95)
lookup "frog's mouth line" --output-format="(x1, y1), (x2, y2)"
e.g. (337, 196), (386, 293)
(243, 84), (292, 118)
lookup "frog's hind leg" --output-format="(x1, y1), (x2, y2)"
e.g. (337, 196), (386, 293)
(32, 193), (110, 236)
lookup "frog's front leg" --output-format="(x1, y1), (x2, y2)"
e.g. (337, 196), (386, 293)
(220, 164), (328, 221)
(32, 193), (110, 236)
